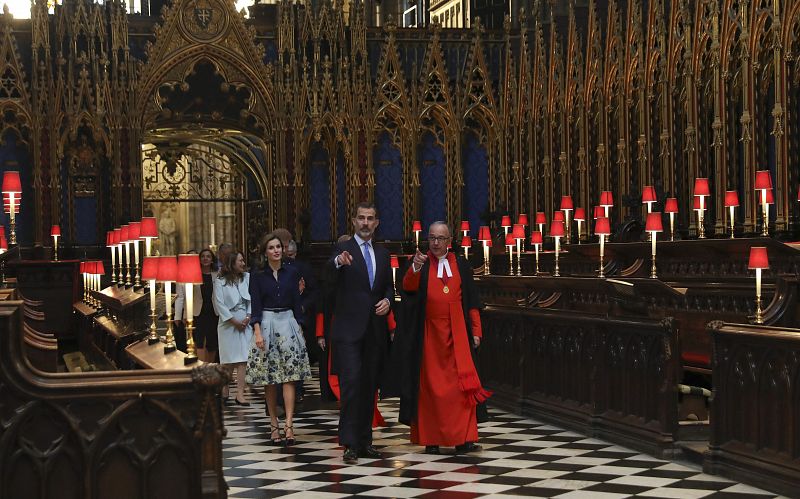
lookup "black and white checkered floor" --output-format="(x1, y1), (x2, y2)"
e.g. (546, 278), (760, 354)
(223, 374), (784, 498)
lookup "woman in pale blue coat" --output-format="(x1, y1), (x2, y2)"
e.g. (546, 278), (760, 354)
(213, 251), (253, 405)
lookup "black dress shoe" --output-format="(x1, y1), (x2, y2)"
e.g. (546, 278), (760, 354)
(358, 445), (382, 459)
(343, 447), (358, 465)
(424, 445), (440, 454)
(455, 442), (481, 454)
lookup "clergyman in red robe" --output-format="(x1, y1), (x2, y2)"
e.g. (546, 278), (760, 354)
(400, 221), (490, 454)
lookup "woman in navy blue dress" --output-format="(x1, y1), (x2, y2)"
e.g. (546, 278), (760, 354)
(246, 233), (311, 445)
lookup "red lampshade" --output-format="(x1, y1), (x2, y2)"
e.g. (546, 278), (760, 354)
(0, 234), (8, 250)
(106, 230), (114, 248)
(485, 238), (493, 248)
(0, 226), (5, 236)
(156, 256), (178, 282)
(478, 226), (492, 241)
(694, 178), (710, 197)
(460, 220), (470, 232)
(412, 220), (422, 232)
(120, 224), (130, 243)
(693, 195), (706, 210)
(2, 171), (21, 193)
(390, 255), (400, 268)
(517, 213), (529, 226)
(553, 211), (565, 222)
(724, 190), (740, 207)
(113, 228), (122, 245)
(535, 212), (547, 225)
(766, 189), (774, 204)
(504, 233), (515, 247)
(128, 221), (141, 240)
(461, 236), (472, 248)
(642, 185), (657, 204)
(176, 253), (203, 284)
(50, 225), (61, 237)
(593, 206), (605, 219)
(512, 224), (526, 240)
(600, 191), (614, 207)
(141, 256), (160, 281)
(748, 246), (769, 270)
(594, 217), (611, 235)
(754, 170), (772, 191)
(94, 261), (106, 276)
(665, 197), (679, 213)
(79, 261), (86, 274)
(550, 220), (565, 237)
(560, 196), (574, 210)
(573, 208), (586, 221)
(140, 217), (158, 238)
(797, 184), (800, 202)
(530, 231), (543, 245)
(501, 215), (512, 227)
(84, 261), (95, 275)
(645, 212), (664, 233)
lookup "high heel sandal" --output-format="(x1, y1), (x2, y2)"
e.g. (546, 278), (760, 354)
(284, 425), (295, 446)
(269, 423), (283, 446)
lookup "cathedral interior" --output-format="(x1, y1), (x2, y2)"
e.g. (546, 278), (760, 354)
(0, 0), (799, 497)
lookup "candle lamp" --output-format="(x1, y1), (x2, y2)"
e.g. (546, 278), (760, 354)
(600, 191), (614, 218)
(573, 207), (586, 243)
(83, 261), (94, 306)
(530, 231), (543, 275)
(693, 178), (710, 238)
(692, 195), (707, 239)
(642, 185), (657, 214)
(390, 255), (401, 301)
(535, 212), (546, 234)
(79, 262), (87, 303)
(157, 255), (178, 353)
(460, 220), (470, 238)
(113, 228), (123, 284)
(645, 212), (663, 279)
(664, 198), (679, 241)
(501, 215), (511, 237)
(517, 213), (528, 229)
(177, 253), (202, 364)
(412, 220), (422, 249)
(512, 224), (526, 275)
(141, 256), (161, 344)
(724, 191), (739, 239)
(2, 171), (21, 245)
(50, 225), (61, 261)
(140, 217), (158, 257)
(595, 217), (611, 278)
(754, 170), (772, 237)
(504, 233), (515, 275)
(94, 261), (105, 307)
(129, 221), (142, 287)
(478, 226), (492, 275)
(106, 231), (116, 283)
(120, 224), (131, 285)
(461, 235), (471, 260)
(550, 220), (564, 277)
(748, 247), (769, 324)
(560, 196), (573, 244)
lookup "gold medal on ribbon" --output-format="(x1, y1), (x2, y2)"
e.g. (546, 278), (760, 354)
(443, 285), (450, 294)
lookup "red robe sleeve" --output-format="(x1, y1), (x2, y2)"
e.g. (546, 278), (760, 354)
(315, 312), (325, 338)
(402, 265), (422, 292)
(469, 309), (483, 338)
(387, 310), (397, 331)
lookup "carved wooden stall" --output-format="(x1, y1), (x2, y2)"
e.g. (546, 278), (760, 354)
(706, 322), (800, 498)
(0, 302), (228, 499)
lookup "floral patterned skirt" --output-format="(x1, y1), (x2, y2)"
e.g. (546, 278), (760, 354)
(245, 310), (311, 386)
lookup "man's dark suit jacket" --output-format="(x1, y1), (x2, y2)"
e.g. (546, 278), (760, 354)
(327, 237), (394, 344)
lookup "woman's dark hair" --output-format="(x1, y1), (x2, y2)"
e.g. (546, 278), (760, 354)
(199, 248), (217, 270)
(218, 250), (245, 285)
(254, 232), (283, 271)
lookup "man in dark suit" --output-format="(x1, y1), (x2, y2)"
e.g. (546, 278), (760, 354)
(327, 202), (393, 464)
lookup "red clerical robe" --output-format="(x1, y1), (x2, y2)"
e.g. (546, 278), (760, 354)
(403, 252), (483, 446)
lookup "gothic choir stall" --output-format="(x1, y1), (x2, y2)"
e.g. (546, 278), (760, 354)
(0, 1), (798, 498)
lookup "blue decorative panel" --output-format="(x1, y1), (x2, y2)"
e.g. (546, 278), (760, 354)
(75, 197), (97, 244)
(462, 133), (488, 238)
(309, 142), (331, 241)
(374, 132), (403, 240)
(336, 149), (347, 237)
(419, 132), (446, 230)
(0, 132), (32, 244)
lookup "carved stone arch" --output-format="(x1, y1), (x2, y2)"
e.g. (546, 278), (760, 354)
(372, 104), (412, 239)
(419, 104), (458, 227)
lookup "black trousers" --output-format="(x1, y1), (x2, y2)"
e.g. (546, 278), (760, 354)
(335, 325), (384, 449)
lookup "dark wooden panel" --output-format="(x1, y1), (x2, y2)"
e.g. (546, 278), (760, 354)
(0, 302), (229, 499)
(479, 304), (680, 457)
(706, 322), (800, 498)
(8, 260), (81, 339)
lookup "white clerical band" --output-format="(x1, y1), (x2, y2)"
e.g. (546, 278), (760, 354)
(437, 256), (453, 279)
